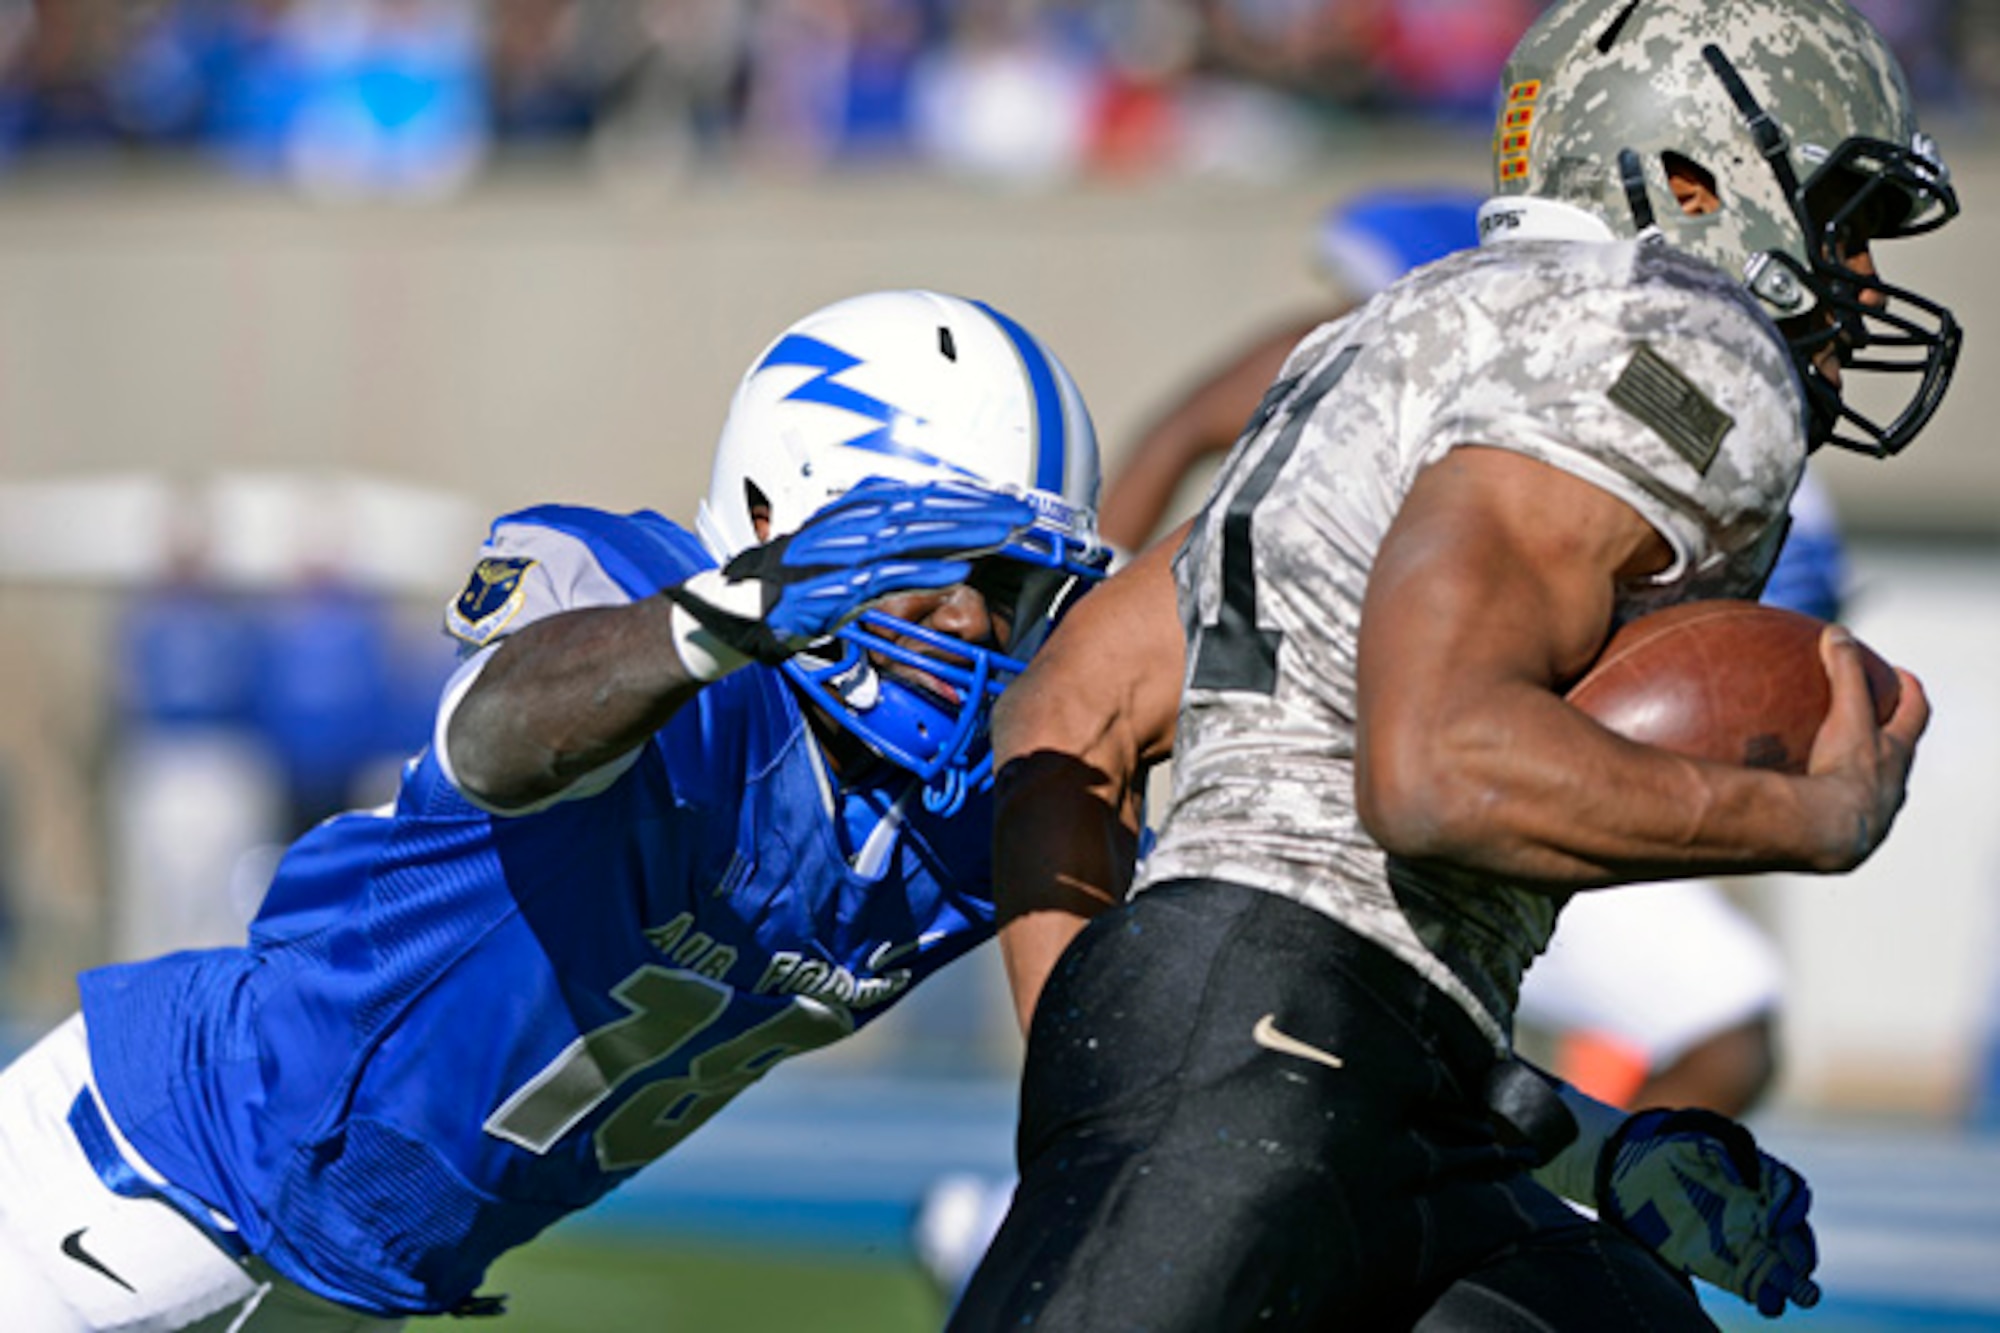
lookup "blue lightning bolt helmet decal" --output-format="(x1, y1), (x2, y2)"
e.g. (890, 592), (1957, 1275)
(755, 333), (982, 482)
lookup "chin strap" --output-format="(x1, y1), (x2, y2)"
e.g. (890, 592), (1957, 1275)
(1703, 41), (1815, 314)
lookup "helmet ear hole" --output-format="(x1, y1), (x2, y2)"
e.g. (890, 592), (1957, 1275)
(1663, 152), (1721, 217)
(744, 479), (772, 540)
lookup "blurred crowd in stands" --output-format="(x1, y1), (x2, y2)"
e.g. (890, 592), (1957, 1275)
(0, 0), (1990, 198)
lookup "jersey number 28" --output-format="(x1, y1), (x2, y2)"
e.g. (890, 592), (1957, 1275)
(483, 966), (851, 1172)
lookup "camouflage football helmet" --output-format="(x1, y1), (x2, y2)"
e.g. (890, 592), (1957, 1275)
(1491, 0), (1961, 457)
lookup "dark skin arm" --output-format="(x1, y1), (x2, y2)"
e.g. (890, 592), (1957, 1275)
(1354, 446), (1927, 882)
(447, 568), (995, 813)
(998, 307), (1334, 1025)
(991, 526), (1187, 1031)
(994, 449), (1928, 1032)
(446, 596), (709, 812)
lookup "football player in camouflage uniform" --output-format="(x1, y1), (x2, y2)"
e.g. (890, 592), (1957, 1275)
(949, 1), (1958, 1330)
(1102, 184), (1845, 1121)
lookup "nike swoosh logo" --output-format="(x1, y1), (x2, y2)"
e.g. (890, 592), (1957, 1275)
(61, 1228), (136, 1293)
(868, 931), (948, 972)
(1252, 1013), (1345, 1072)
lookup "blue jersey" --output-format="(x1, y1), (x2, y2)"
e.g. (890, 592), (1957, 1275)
(78, 507), (997, 1315)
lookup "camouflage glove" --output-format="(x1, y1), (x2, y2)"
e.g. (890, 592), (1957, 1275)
(664, 477), (1034, 671)
(1597, 1107), (1821, 1318)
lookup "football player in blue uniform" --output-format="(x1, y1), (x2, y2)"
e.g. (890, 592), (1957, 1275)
(0, 288), (1107, 1330)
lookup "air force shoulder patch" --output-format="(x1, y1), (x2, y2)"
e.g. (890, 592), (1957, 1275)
(1608, 344), (1734, 474)
(447, 556), (536, 646)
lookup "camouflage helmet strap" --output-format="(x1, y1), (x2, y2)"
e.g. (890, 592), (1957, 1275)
(1702, 44), (1803, 204)
(1617, 147), (1658, 235)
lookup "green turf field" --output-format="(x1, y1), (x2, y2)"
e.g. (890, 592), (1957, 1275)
(418, 1234), (943, 1333)
(412, 1233), (1953, 1333)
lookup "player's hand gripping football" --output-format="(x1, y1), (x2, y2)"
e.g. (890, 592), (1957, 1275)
(1806, 625), (1929, 873)
(665, 477), (1036, 666)
(1597, 1107), (1820, 1318)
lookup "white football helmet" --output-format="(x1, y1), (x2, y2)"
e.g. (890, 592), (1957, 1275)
(1491, 0), (1960, 456)
(698, 289), (1107, 811)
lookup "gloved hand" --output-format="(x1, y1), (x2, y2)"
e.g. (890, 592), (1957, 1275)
(664, 477), (1035, 668)
(1596, 1107), (1820, 1318)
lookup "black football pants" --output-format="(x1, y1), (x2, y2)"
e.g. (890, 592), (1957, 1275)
(948, 879), (1717, 1332)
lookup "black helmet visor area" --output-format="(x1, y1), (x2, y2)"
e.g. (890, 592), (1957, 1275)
(1808, 135), (1958, 241)
(1784, 297), (1961, 459)
(1702, 43), (1962, 458)
(1788, 146), (1962, 457)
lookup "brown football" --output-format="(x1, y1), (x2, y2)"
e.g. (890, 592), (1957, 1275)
(1565, 600), (1901, 774)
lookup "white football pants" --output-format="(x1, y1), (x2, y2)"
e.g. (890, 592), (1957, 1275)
(0, 1015), (404, 1332)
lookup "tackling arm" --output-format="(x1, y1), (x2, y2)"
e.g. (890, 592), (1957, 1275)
(991, 527), (1187, 1032)
(1354, 446), (1928, 884)
(445, 597), (708, 814)
(449, 479), (1038, 814)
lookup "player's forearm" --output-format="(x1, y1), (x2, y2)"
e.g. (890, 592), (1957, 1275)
(1361, 679), (1894, 887)
(447, 596), (710, 810)
(989, 541), (1181, 1028)
(1358, 449), (1922, 887)
(992, 747), (1142, 1030)
(997, 877), (1122, 1034)
(990, 670), (1148, 1032)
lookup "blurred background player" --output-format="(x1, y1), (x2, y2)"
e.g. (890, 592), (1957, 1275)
(0, 289), (1106, 1330)
(1095, 185), (1487, 560)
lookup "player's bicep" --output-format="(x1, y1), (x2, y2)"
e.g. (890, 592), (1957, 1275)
(436, 644), (642, 816)
(437, 524), (645, 812)
(1355, 447), (1666, 833)
(1365, 446), (1666, 682)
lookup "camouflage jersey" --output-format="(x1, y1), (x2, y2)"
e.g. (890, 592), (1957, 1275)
(1137, 236), (1807, 1050)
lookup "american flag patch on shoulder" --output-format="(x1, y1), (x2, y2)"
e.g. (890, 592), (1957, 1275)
(1608, 343), (1734, 474)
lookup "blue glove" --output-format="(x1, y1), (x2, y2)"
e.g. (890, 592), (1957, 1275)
(1597, 1107), (1820, 1318)
(665, 477), (1036, 666)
